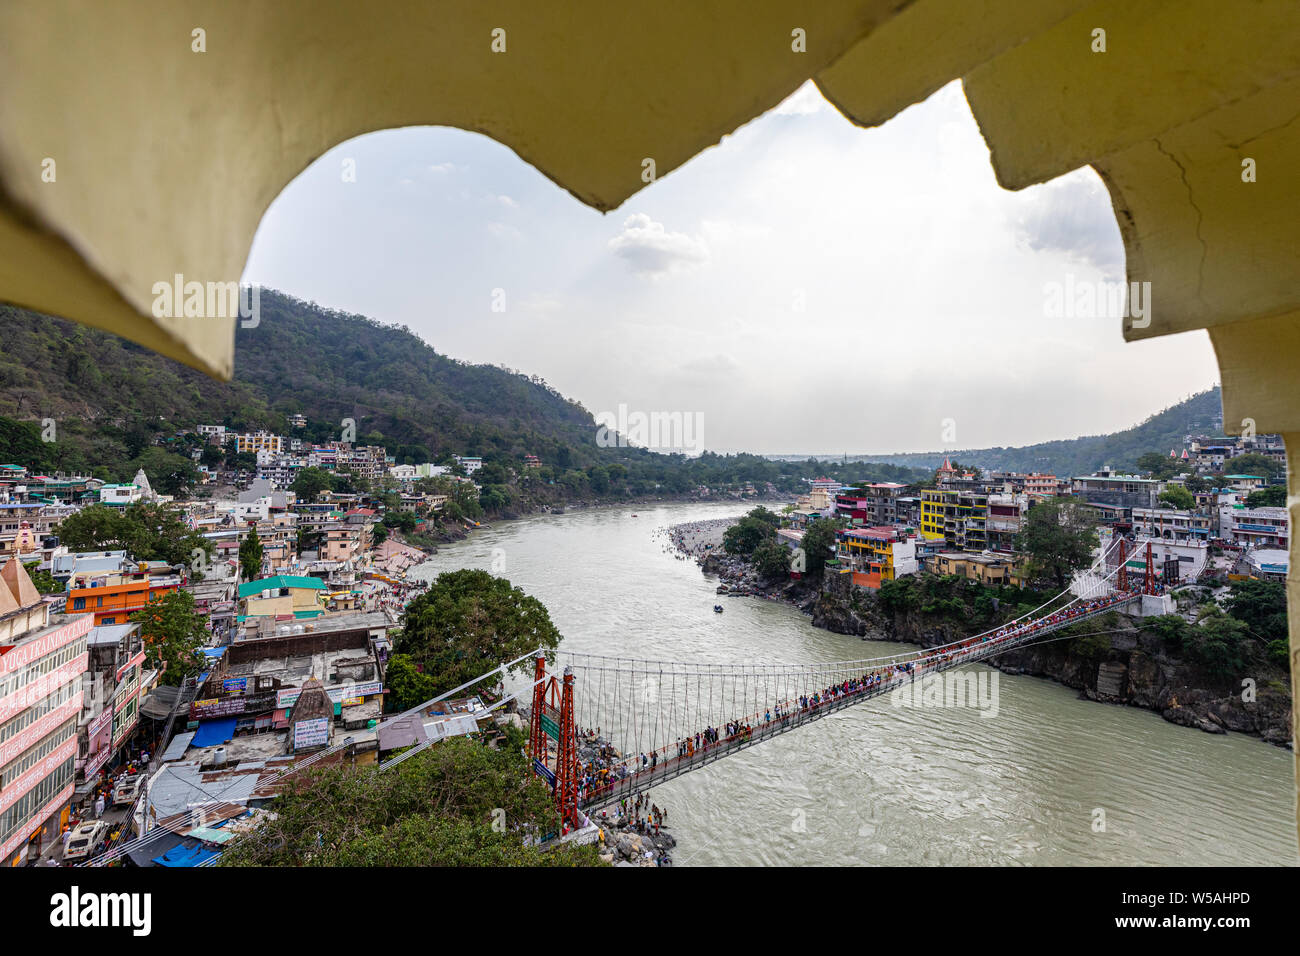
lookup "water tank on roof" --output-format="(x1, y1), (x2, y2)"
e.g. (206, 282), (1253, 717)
(212, 747), (227, 768)
(42, 535), (59, 548)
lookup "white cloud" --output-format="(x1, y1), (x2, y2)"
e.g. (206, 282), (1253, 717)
(773, 81), (828, 116)
(608, 213), (709, 277)
(1012, 169), (1125, 280)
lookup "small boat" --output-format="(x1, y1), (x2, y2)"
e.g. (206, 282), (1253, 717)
(713, 605), (724, 614)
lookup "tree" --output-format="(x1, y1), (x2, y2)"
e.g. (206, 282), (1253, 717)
(800, 518), (840, 580)
(1246, 486), (1287, 508)
(1223, 578), (1287, 646)
(56, 502), (212, 570)
(291, 466), (337, 503)
(217, 738), (602, 867)
(1158, 485), (1196, 511)
(1228, 452), (1282, 477)
(750, 540), (791, 580)
(129, 590), (207, 686)
(723, 512), (777, 557)
(239, 526), (264, 581)
(1183, 475), (1209, 494)
(127, 447), (199, 496)
(1136, 451), (1181, 480)
(1016, 497), (1099, 590)
(26, 565), (62, 594)
(396, 569), (563, 698)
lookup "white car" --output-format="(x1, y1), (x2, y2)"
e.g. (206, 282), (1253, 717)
(62, 821), (109, 861)
(111, 776), (142, 806)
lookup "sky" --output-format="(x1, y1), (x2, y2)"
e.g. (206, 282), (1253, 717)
(243, 80), (1220, 456)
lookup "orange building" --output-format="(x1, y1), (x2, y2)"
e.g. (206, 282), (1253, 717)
(66, 576), (180, 626)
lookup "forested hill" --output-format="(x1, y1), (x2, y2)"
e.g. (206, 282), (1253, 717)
(0, 292), (927, 492)
(824, 387), (1224, 476)
(0, 290), (603, 473)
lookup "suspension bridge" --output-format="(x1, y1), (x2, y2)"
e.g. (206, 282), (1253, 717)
(88, 534), (1168, 863)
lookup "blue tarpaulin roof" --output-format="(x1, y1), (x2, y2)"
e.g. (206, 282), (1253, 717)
(152, 841), (220, 867)
(191, 717), (236, 748)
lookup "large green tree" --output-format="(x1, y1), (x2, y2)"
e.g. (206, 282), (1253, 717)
(750, 539), (791, 580)
(56, 502), (213, 571)
(1016, 498), (1099, 590)
(217, 738), (601, 866)
(394, 569), (563, 701)
(1158, 485), (1196, 511)
(799, 518), (840, 580)
(129, 590), (208, 686)
(239, 526), (264, 581)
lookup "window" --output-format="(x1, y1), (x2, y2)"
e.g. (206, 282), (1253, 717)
(72, 598), (85, 610)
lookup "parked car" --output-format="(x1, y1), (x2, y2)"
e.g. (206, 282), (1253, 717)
(62, 821), (109, 862)
(111, 775), (142, 806)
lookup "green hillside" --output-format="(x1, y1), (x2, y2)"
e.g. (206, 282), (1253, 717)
(810, 388), (1225, 477)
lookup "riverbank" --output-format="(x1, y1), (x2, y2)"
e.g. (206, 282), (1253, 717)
(673, 518), (1292, 748)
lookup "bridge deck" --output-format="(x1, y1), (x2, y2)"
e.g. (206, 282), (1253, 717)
(579, 595), (1137, 811)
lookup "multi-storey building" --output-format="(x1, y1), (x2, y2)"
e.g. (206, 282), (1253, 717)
(986, 492), (1030, 548)
(920, 488), (989, 549)
(234, 431), (284, 455)
(1131, 507), (1211, 543)
(1218, 504), (1289, 549)
(76, 622), (148, 801)
(1023, 474), (1060, 498)
(1071, 472), (1163, 510)
(835, 527), (918, 589)
(1, 557), (93, 866)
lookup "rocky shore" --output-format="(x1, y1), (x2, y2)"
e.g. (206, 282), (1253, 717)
(675, 519), (1292, 747)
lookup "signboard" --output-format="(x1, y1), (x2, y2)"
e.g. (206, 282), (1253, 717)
(221, 677), (248, 694)
(276, 680), (382, 709)
(539, 713), (560, 741)
(190, 690), (278, 720)
(533, 757), (556, 788)
(293, 717), (330, 750)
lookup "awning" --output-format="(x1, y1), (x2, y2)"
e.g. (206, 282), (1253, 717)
(191, 718), (236, 748)
(138, 685), (180, 720)
(159, 731), (196, 763)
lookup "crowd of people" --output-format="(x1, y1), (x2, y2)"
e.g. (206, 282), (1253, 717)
(577, 588), (1139, 809)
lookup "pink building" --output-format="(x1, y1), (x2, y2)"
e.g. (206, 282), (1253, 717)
(0, 557), (93, 866)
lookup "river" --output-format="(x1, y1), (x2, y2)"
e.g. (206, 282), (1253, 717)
(410, 502), (1296, 866)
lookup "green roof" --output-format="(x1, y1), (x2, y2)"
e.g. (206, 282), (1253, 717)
(238, 575), (326, 598)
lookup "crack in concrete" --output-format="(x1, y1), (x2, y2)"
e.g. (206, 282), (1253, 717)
(1153, 137), (1208, 304)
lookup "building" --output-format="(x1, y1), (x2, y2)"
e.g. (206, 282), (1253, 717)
(986, 492), (1030, 548)
(98, 482), (143, 507)
(1218, 504), (1289, 549)
(238, 575), (327, 623)
(234, 431), (284, 455)
(76, 622), (150, 801)
(1130, 507), (1211, 543)
(1071, 472), (1163, 510)
(835, 526), (918, 589)
(64, 562), (182, 626)
(1023, 474), (1060, 499)
(0, 556), (93, 866)
(925, 551), (1026, 587)
(920, 488), (988, 550)
(454, 456), (483, 476)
